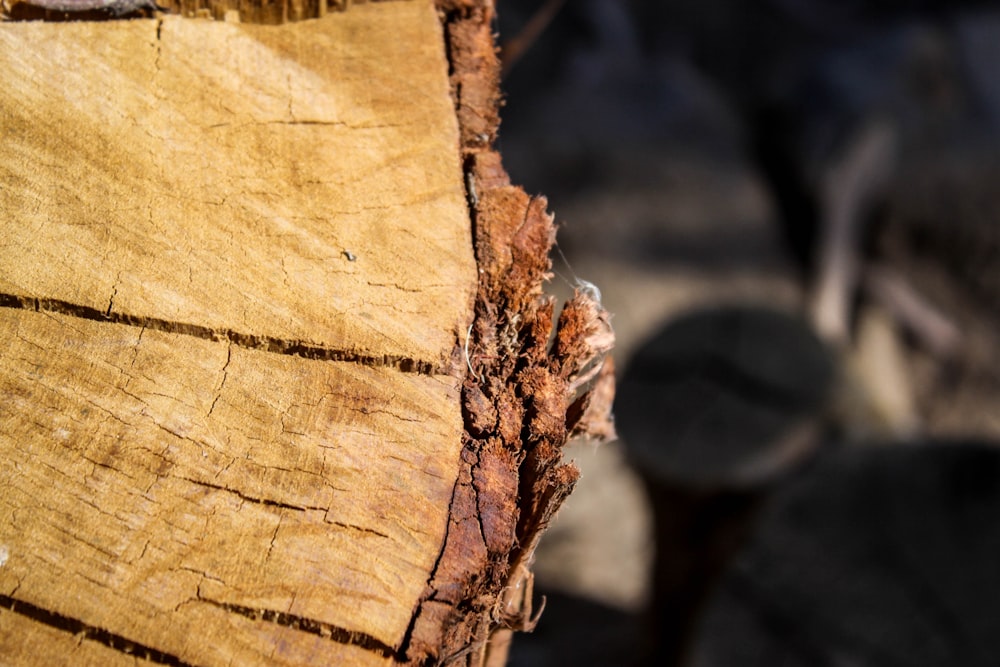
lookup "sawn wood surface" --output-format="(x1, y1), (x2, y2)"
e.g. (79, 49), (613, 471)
(0, 3), (477, 665)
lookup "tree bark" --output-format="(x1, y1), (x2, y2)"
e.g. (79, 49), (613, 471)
(0, 2), (614, 666)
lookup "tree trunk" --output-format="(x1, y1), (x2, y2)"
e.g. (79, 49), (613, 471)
(0, 2), (615, 665)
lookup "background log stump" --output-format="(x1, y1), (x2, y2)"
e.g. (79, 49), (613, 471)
(617, 305), (833, 666)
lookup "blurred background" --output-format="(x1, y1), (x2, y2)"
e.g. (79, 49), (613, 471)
(492, 1), (1000, 665)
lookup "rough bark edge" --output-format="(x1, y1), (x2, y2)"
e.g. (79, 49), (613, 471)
(398, 2), (617, 665)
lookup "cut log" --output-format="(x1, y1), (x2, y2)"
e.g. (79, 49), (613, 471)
(616, 305), (833, 666)
(0, 2), (615, 665)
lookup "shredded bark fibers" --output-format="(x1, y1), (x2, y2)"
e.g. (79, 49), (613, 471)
(400, 2), (617, 665)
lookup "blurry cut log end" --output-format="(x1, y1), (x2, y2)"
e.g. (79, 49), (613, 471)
(617, 305), (833, 490)
(616, 305), (834, 667)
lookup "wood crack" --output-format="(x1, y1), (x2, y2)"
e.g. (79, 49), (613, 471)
(395, 468), (463, 661)
(0, 292), (440, 375)
(0, 594), (200, 667)
(1, 0), (412, 21)
(199, 598), (402, 660)
(177, 476), (327, 512)
(178, 476), (390, 537)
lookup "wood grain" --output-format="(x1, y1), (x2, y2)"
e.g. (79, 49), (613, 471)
(0, 3), (474, 370)
(0, 3), (475, 664)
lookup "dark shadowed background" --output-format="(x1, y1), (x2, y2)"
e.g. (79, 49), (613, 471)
(492, 1), (1000, 664)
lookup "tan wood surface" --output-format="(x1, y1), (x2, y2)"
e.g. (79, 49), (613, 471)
(0, 3), (474, 368)
(0, 3), (476, 665)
